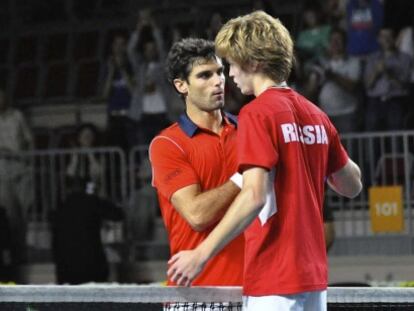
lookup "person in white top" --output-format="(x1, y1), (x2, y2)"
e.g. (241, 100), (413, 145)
(396, 24), (414, 128)
(0, 88), (34, 280)
(127, 10), (171, 144)
(306, 27), (361, 133)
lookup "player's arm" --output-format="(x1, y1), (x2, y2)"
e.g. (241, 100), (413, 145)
(171, 181), (240, 232)
(168, 167), (268, 286)
(102, 61), (115, 99)
(150, 137), (240, 232)
(326, 68), (359, 93)
(119, 66), (135, 92)
(364, 58), (383, 89)
(126, 24), (142, 67)
(327, 158), (362, 199)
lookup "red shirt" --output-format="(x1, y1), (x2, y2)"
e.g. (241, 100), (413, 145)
(149, 113), (244, 286)
(238, 88), (348, 295)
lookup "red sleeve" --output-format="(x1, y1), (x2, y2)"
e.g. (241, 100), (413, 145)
(149, 136), (199, 200)
(326, 123), (349, 176)
(237, 109), (279, 172)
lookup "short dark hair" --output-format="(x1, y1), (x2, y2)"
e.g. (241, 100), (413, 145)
(166, 38), (216, 86)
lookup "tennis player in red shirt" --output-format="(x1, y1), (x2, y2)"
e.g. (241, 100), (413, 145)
(168, 11), (362, 311)
(149, 38), (244, 287)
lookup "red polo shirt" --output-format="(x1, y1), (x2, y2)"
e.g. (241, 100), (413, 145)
(149, 112), (244, 286)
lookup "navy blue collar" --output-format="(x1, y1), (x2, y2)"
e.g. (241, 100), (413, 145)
(178, 111), (238, 137)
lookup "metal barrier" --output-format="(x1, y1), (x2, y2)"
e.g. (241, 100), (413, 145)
(126, 146), (167, 262)
(0, 147), (127, 261)
(129, 131), (414, 257)
(327, 131), (414, 255)
(1, 131), (414, 264)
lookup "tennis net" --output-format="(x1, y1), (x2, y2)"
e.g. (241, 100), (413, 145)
(1, 285), (414, 310)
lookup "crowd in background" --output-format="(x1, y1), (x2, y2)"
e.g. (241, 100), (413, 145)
(100, 0), (414, 156)
(2, 0), (414, 153)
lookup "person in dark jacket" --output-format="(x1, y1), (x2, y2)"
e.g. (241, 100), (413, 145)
(52, 182), (124, 284)
(0, 206), (12, 282)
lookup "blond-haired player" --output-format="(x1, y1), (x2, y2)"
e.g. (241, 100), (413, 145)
(168, 11), (362, 311)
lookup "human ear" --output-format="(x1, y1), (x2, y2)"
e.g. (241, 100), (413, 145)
(173, 79), (188, 96)
(249, 61), (260, 72)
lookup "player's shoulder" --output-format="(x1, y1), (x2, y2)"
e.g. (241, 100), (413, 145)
(294, 90), (328, 117)
(158, 122), (181, 136)
(149, 123), (186, 152)
(239, 88), (297, 115)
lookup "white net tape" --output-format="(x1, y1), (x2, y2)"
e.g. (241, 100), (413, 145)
(1, 285), (414, 304)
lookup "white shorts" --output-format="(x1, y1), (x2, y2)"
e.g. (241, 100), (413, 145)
(242, 290), (327, 311)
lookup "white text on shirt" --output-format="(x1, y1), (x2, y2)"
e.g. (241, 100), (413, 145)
(281, 123), (328, 144)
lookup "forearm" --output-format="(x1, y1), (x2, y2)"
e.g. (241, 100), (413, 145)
(177, 181), (240, 231)
(386, 69), (409, 88)
(327, 176), (361, 198)
(102, 74), (113, 98)
(365, 71), (380, 89)
(364, 60), (382, 89)
(330, 73), (358, 93)
(328, 159), (362, 198)
(196, 185), (264, 263)
(22, 132), (34, 150)
(120, 69), (135, 92)
(127, 31), (140, 64)
(152, 27), (166, 59)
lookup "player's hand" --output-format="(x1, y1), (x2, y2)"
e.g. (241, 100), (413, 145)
(167, 250), (206, 287)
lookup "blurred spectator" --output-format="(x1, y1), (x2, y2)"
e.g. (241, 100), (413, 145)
(0, 88), (34, 280)
(102, 34), (135, 153)
(346, 0), (383, 58)
(305, 28), (361, 133)
(396, 22), (414, 128)
(288, 54), (304, 93)
(171, 26), (184, 44)
(52, 186), (124, 284)
(127, 10), (170, 145)
(251, 0), (276, 16)
(205, 12), (223, 40)
(166, 26), (186, 122)
(65, 123), (104, 196)
(0, 88), (33, 153)
(296, 6), (331, 71)
(323, 0), (347, 29)
(0, 206), (12, 281)
(127, 157), (157, 242)
(54, 122), (124, 284)
(364, 28), (412, 131)
(397, 25), (414, 79)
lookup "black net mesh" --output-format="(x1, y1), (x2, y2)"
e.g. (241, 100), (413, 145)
(1, 285), (414, 310)
(2, 302), (414, 310)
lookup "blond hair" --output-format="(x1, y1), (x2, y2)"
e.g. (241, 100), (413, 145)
(215, 10), (293, 83)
